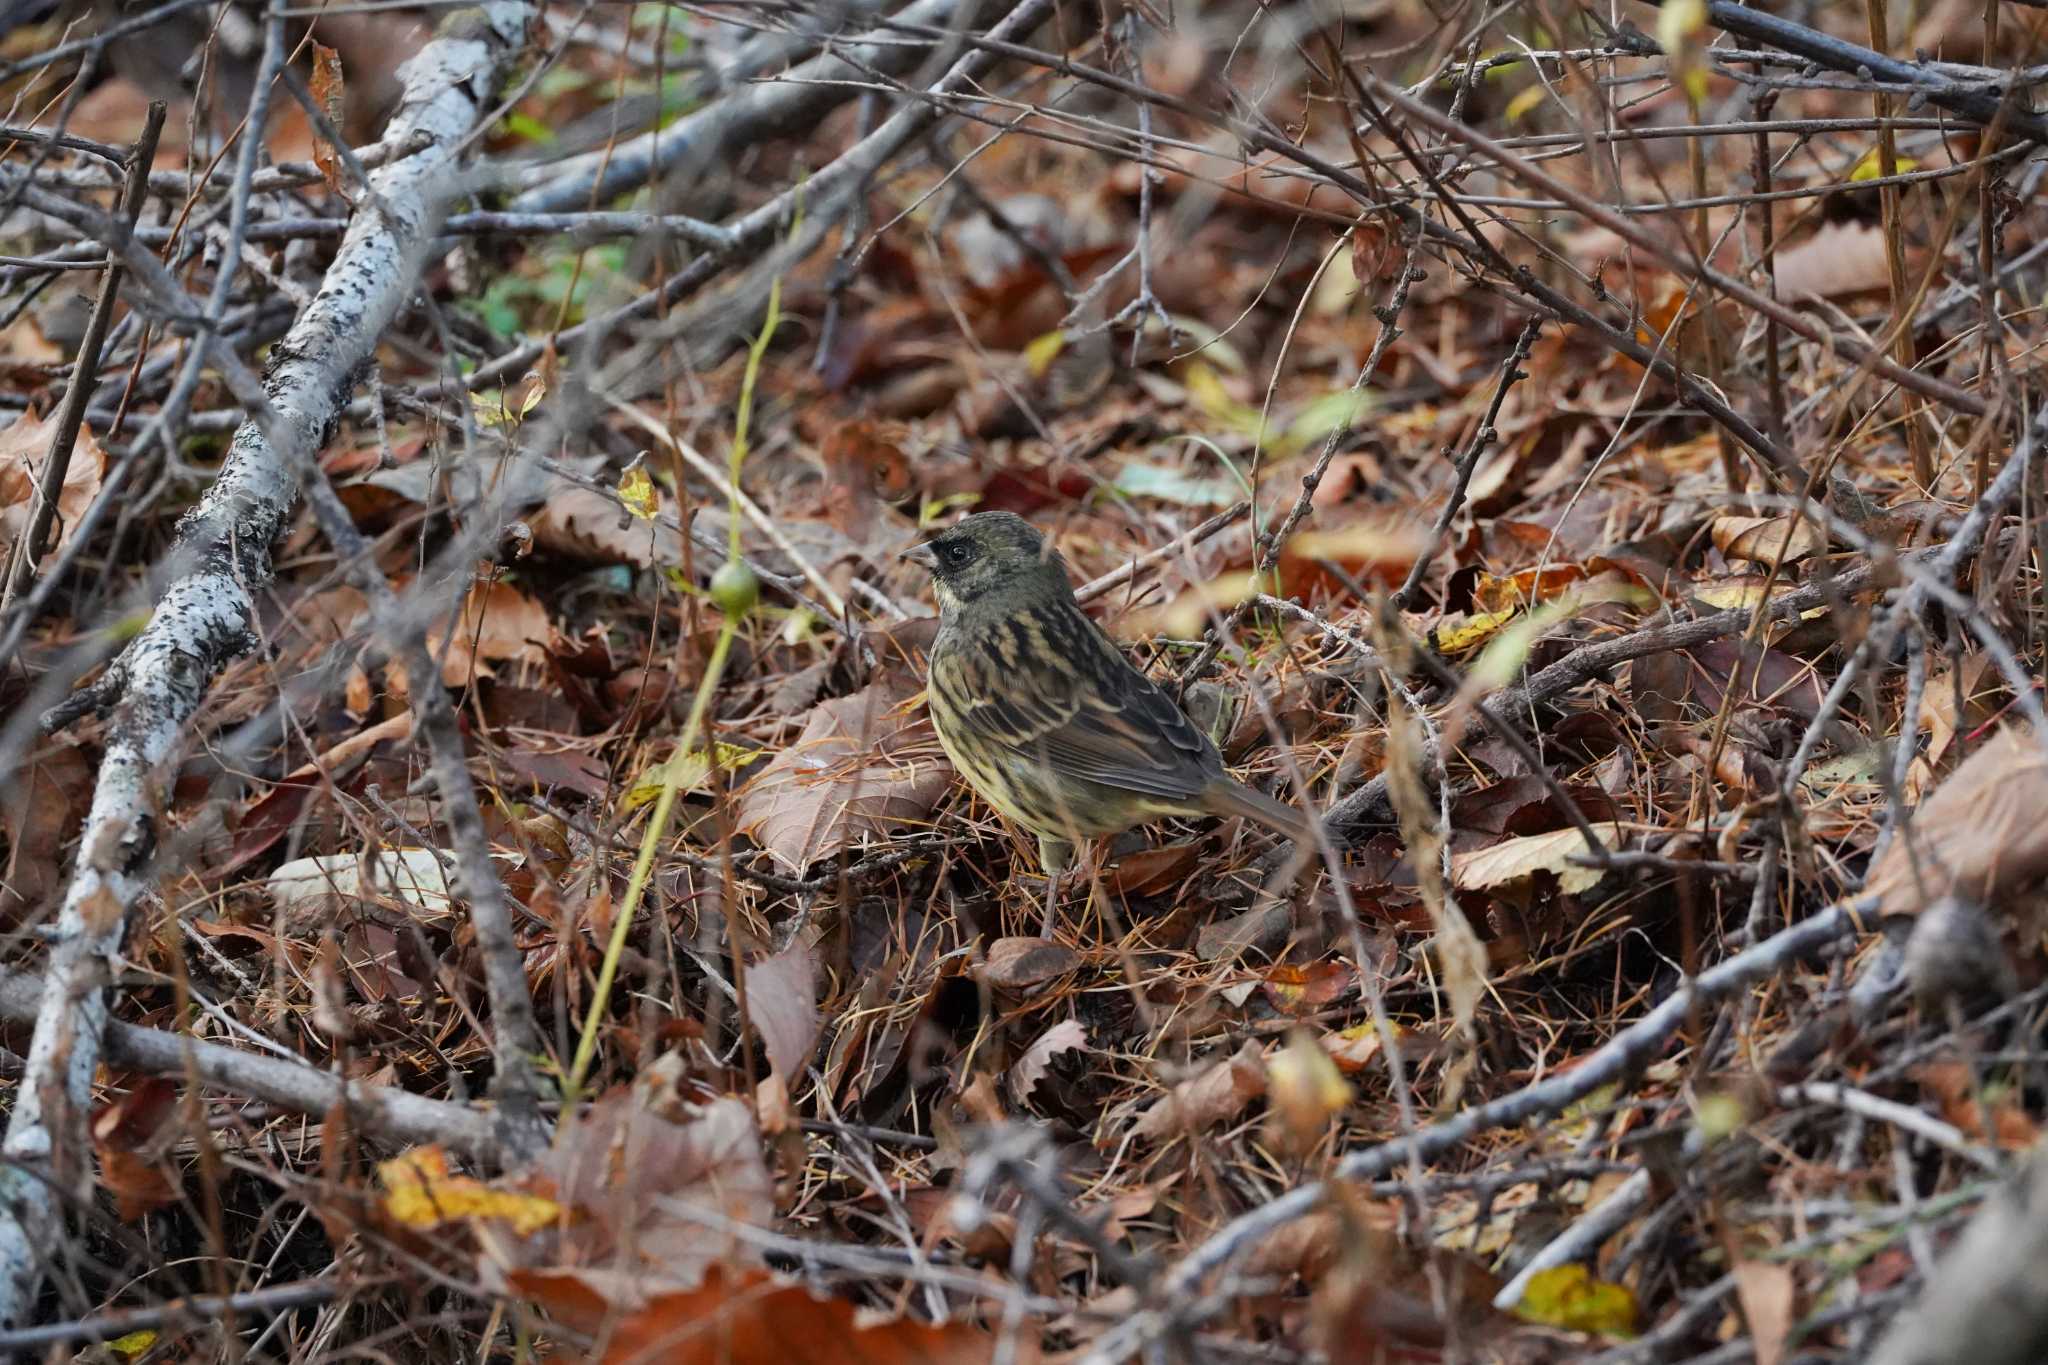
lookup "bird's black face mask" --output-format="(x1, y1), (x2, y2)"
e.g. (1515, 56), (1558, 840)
(903, 512), (1067, 612)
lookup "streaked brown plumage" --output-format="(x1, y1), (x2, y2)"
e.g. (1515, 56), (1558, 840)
(903, 512), (1315, 927)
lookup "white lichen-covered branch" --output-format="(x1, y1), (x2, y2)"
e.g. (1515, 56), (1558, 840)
(0, 3), (534, 1328)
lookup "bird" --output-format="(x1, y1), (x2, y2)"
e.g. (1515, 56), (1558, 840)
(901, 511), (1318, 933)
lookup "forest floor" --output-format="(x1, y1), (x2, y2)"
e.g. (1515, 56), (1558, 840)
(3, 0), (2048, 1360)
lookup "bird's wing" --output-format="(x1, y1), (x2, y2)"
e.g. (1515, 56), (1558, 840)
(937, 601), (1222, 802)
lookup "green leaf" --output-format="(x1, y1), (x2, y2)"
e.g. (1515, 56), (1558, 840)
(1280, 388), (1373, 453)
(499, 112), (555, 145)
(1113, 461), (1243, 508)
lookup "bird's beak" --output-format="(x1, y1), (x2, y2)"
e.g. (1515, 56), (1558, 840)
(900, 542), (937, 569)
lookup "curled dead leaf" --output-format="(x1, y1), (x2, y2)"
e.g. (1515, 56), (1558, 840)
(1129, 1039), (1267, 1143)
(1008, 1017), (1087, 1106)
(1451, 823), (1625, 897)
(1867, 726), (2048, 918)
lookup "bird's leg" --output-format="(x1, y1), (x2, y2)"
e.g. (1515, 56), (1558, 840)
(1037, 836), (1073, 938)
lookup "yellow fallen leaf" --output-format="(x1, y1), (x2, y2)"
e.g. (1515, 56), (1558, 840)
(1182, 360), (1265, 440)
(1513, 1263), (1638, 1336)
(1267, 1030), (1354, 1149)
(1023, 328), (1066, 378)
(1435, 606), (1521, 654)
(617, 465), (658, 521)
(1851, 146), (1918, 181)
(624, 740), (754, 810)
(379, 1146), (560, 1236)
(1504, 83), (1547, 122)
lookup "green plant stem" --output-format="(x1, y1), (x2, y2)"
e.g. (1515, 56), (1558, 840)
(564, 619), (737, 1101)
(561, 247), (784, 1107)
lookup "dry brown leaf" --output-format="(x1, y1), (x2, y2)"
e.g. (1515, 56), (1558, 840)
(92, 1077), (181, 1222)
(1710, 514), (1824, 565)
(983, 938), (1080, 995)
(432, 577), (551, 685)
(1916, 1060), (2041, 1149)
(1866, 726), (2048, 917)
(310, 43), (347, 194)
(1, 741), (92, 922)
(746, 942), (819, 1079)
(1733, 1259), (1796, 1365)
(737, 678), (953, 871)
(1773, 220), (1894, 301)
(1260, 960), (1356, 1015)
(1104, 842), (1201, 896)
(528, 482), (684, 567)
(1451, 823), (1624, 897)
(1320, 1022), (1384, 1074)
(1906, 654), (1996, 804)
(486, 1091), (773, 1316)
(0, 407), (106, 562)
(1008, 1018), (1087, 1106)
(285, 585), (372, 647)
(1129, 1039), (1266, 1143)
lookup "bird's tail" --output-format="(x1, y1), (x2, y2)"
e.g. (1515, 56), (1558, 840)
(1201, 777), (1321, 846)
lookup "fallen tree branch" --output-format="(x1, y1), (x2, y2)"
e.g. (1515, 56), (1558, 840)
(0, 1), (534, 1329)
(0, 971), (497, 1159)
(1698, 1), (2048, 144)
(458, 0), (1061, 395)
(0, 1277), (345, 1355)
(508, 0), (975, 214)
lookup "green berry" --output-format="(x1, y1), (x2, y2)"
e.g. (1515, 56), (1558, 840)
(709, 558), (760, 618)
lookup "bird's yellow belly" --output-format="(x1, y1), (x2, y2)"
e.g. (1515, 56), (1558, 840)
(931, 718), (1135, 842)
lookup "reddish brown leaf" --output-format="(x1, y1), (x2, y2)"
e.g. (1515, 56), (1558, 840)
(92, 1077), (181, 1221)
(591, 1265), (1033, 1364)
(310, 43), (347, 193)
(1259, 961), (1357, 1016)
(1104, 842), (1201, 897)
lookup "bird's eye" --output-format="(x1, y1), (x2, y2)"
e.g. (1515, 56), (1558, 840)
(941, 541), (975, 568)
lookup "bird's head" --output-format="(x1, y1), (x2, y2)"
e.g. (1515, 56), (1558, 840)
(902, 511), (1072, 615)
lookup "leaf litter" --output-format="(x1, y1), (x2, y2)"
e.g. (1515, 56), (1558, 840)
(9, 2), (2048, 1360)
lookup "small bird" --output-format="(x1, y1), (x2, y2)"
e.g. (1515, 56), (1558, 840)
(902, 511), (1317, 931)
